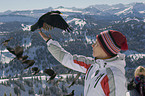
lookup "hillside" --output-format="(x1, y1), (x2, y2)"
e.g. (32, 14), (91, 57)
(0, 2), (145, 95)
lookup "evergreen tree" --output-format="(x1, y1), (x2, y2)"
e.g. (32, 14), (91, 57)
(61, 83), (67, 93)
(20, 83), (25, 91)
(28, 88), (35, 95)
(38, 88), (42, 94)
(14, 86), (21, 96)
(4, 92), (6, 96)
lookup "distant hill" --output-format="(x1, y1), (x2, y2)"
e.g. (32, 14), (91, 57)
(0, 3), (145, 93)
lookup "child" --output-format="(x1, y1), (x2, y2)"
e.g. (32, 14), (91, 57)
(128, 66), (145, 96)
(39, 30), (128, 96)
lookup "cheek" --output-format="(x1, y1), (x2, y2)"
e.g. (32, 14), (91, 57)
(93, 47), (101, 55)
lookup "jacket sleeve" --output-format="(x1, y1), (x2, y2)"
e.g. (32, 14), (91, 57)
(46, 39), (94, 73)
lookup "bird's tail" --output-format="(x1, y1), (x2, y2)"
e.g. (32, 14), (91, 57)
(31, 22), (39, 31)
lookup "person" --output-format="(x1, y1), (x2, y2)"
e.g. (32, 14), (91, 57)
(127, 66), (145, 96)
(39, 30), (128, 96)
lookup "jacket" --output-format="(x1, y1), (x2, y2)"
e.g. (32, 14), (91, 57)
(46, 39), (127, 96)
(128, 76), (145, 96)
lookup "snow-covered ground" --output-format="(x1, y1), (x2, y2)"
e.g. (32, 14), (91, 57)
(0, 74), (84, 96)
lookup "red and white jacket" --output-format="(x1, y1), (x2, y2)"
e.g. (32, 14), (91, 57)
(47, 39), (127, 96)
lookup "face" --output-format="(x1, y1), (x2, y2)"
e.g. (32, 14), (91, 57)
(92, 39), (109, 59)
(138, 72), (145, 76)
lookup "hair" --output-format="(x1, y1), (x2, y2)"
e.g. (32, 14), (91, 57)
(134, 66), (145, 77)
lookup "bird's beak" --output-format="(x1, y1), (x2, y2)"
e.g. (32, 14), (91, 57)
(60, 13), (63, 15)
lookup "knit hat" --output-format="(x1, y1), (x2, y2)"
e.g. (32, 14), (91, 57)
(96, 30), (128, 56)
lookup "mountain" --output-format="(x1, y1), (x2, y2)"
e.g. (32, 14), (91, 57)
(0, 2), (145, 95)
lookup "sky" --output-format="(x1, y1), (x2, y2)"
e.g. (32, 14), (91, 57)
(0, 0), (145, 12)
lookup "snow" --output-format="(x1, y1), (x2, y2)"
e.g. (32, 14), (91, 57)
(0, 49), (15, 63)
(30, 11), (34, 14)
(85, 36), (92, 44)
(0, 32), (10, 35)
(85, 31), (94, 44)
(115, 6), (133, 15)
(128, 53), (145, 61)
(0, 22), (4, 25)
(0, 74), (84, 96)
(139, 10), (145, 13)
(69, 38), (75, 42)
(124, 17), (140, 22)
(21, 24), (31, 31)
(54, 8), (82, 13)
(144, 19), (145, 22)
(67, 18), (86, 29)
(22, 37), (32, 49)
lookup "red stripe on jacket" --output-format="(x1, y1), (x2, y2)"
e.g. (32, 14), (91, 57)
(73, 60), (91, 70)
(101, 75), (110, 96)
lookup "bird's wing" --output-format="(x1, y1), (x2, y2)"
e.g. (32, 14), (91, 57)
(49, 73), (56, 80)
(30, 12), (51, 32)
(42, 14), (71, 31)
(23, 60), (35, 64)
(33, 69), (40, 75)
(15, 46), (23, 57)
(32, 67), (38, 71)
(31, 22), (39, 31)
(1, 37), (13, 45)
(22, 55), (28, 61)
(23, 60), (35, 69)
(44, 69), (55, 76)
(6, 47), (15, 55)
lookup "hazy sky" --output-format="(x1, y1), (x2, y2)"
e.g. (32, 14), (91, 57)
(0, 0), (144, 12)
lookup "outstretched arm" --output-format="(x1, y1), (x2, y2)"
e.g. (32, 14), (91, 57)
(38, 31), (94, 73)
(38, 30), (51, 42)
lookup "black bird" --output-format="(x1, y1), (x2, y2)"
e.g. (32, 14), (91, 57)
(31, 10), (72, 32)
(44, 69), (56, 80)
(68, 73), (81, 88)
(22, 60), (35, 69)
(64, 90), (74, 96)
(32, 67), (40, 75)
(6, 46), (28, 61)
(1, 37), (13, 46)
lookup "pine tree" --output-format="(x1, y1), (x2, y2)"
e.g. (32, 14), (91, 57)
(38, 88), (42, 94)
(4, 92), (6, 96)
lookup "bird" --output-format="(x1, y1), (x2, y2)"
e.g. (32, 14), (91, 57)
(1, 37), (13, 46)
(64, 90), (74, 96)
(44, 69), (56, 80)
(32, 67), (40, 75)
(31, 10), (72, 32)
(6, 46), (28, 61)
(22, 60), (35, 69)
(68, 73), (81, 88)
